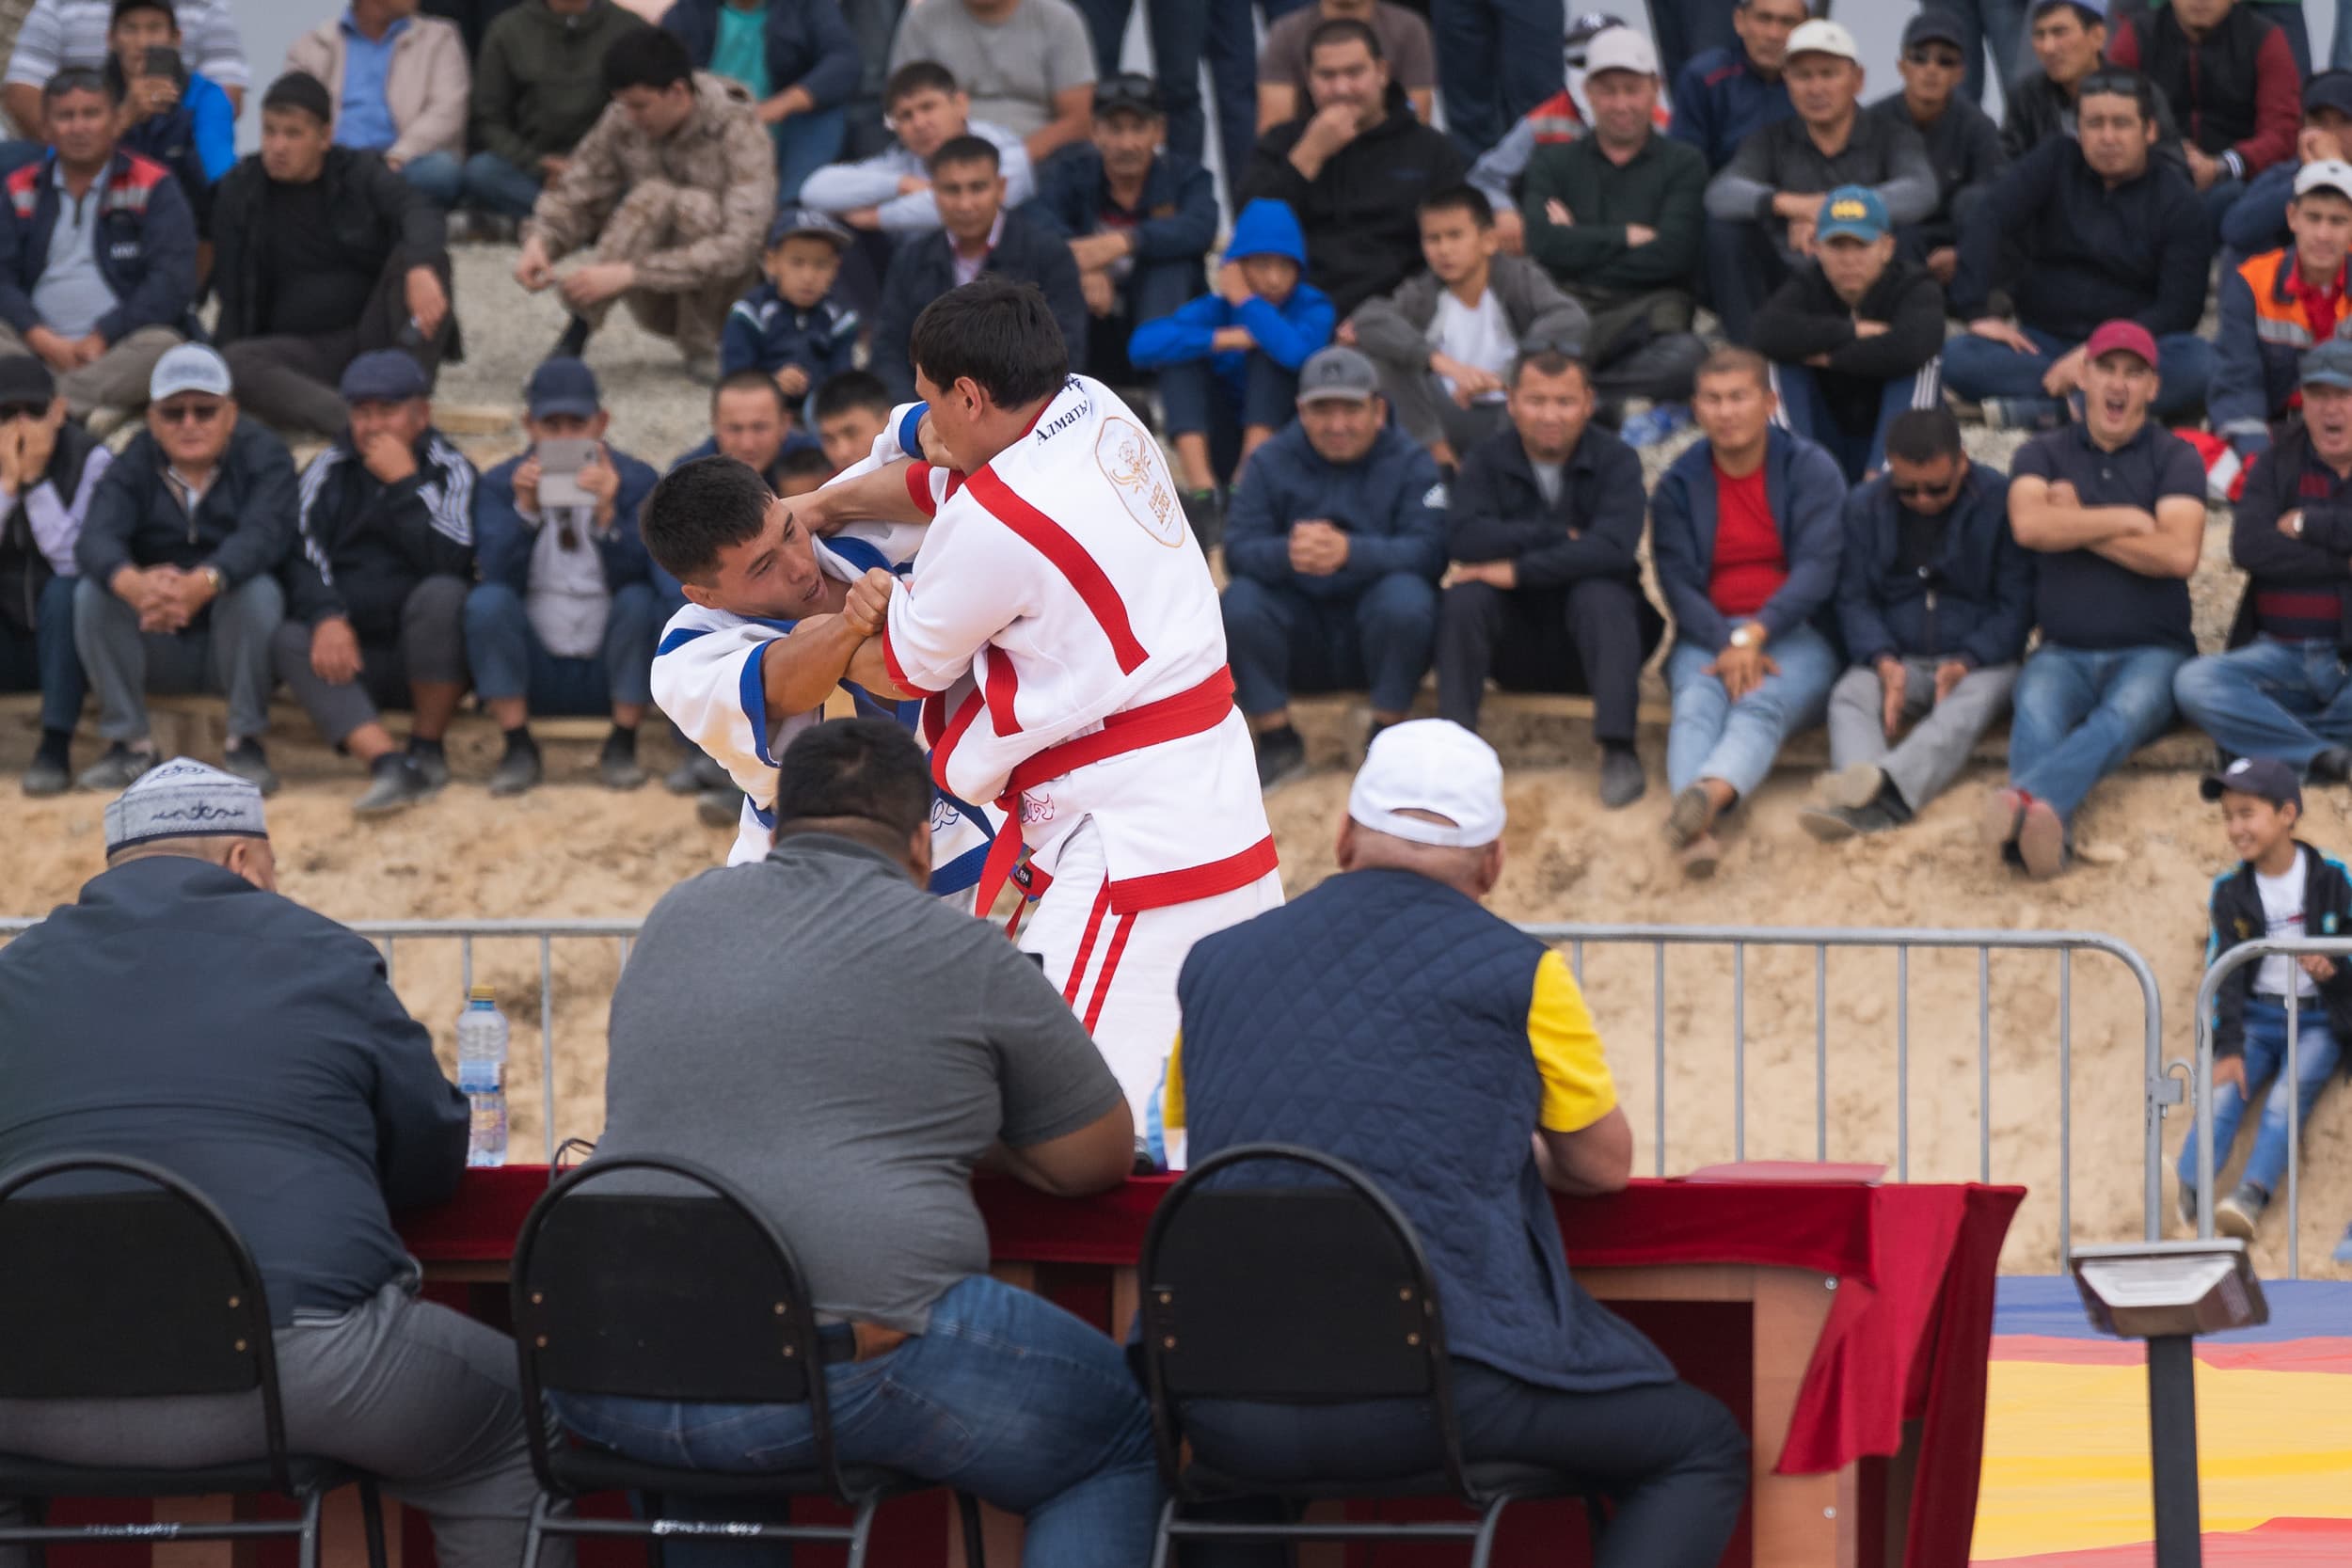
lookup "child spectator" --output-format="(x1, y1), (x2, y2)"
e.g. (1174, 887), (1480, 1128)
(1348, 185), (1589, 474)
(2179, 756), (2352, 1253)
(1129, 197), (1333, 546)
(811, 368), (893, 472)
(720, 207), (859, 403)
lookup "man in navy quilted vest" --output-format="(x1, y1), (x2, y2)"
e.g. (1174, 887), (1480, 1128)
(1161, 719), (1749, 1568)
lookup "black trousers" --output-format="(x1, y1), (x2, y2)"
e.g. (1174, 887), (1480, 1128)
(222, 250), (455, 436)
(1176, 1359), (1748, 1568)
(1438, 577), (1649, 742)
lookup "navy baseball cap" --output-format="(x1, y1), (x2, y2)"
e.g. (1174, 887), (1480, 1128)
(2201, 755), (2303, 810)
(339, 349), (430, 404)
(1817, 185), (1890, 245)
(2306, 70), (2352, 119)
(1902, 12), (1967, 53)
(525, 356), (601, 420)
(2028, 0), (2105, 20)
(766, 206), (851, 248)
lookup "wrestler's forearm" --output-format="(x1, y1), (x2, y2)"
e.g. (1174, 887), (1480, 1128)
(802, 459), (934, 534)
(845, 636), (916, 699)
(762, 615), (866, 725)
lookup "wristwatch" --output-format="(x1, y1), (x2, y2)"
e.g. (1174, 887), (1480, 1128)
(1729, 625), (1760, 650)
(199, 565), (225, 595)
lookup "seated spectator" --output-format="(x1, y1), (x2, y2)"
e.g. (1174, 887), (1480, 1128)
(2002, 0), (2183, 162)
(1161, 719), (1748, 1563)
(1070, 0), (1204, 168)
(887, 0), (1093, 166)
(104, 0), (235, 233)
(271, 351), (473, 817)
(513, 28), (771, 376)
(659, 0), (858, 202)
(567, 717), (1153, 1562)
(773, 441), (830, 496)
(675, 369), (820, 490)
(800, 60), (1035, 236)
(721, 207), (858, 401)
(1865, 10), (2005, 282)
(2109, 0), (2297, 230)
(461, 0), (647, 225)
(210, 72), (453, 436)
(3, 0), (246, 137)
(1464, 13), (1659, 258)
(2221, 70), (2352, 263)
(1667, 0), (1801, 174)
(811, 365), (892, 470)
(1024, 73), (1216, 388)
(1256, 0), (1435, 132)
(467, 356), (661, 797)
(1128, 198), (1330, 537)
(1800, 407), (2031, 840)
(1221, 344), (1446, 786)
(1946, 71), (2213, 429)
(1748, 186), (1945, 483)
(1241, 20), (1467, 318)
(2177, 341), (2352, 782)
(69, 345), (289, 792)
(1520, 28), (1709, 417)
(1351, 185), (1589, 472)
(0, 67), (192, 425)
(0, 356), (108, 796)
(1437, 350), (1659, 807)
(2213, 163), (2352, 462)
(1989, 320), (2204, 879)
(0, 757), (567, 1568)
(1702, 19), (1936, 344)
(283, 0), (469, 210)
(869, 135), (1086, 402)
(1651, 346), (1844, 877)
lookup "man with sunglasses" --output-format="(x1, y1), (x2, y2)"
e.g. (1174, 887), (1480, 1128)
(70, 342), (293, 793)
(1865, 11), (2006, 284)
(0, 354), (108, 796)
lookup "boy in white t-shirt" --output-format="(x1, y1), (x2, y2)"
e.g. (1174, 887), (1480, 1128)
(2180, 756), (2352, 1259)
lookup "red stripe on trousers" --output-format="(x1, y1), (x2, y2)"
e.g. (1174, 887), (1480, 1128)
(1082, 911), (1138, 1034)
(1063, 881), (1114, 1006)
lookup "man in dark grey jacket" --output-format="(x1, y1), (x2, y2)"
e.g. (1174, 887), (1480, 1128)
(0, 758), (565, 1568)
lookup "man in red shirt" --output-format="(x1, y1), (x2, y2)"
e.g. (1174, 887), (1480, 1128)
(1648, 346), (1849, 875)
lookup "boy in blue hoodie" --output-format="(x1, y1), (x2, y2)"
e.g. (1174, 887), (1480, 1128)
(720, 208), (861, 404)
(1130, 198), (1333, 546)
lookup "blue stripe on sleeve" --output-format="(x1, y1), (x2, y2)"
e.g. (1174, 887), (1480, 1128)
(739, 646), (780, 767)
(655, 626), (714, 657)
(897, 403), (929, 460)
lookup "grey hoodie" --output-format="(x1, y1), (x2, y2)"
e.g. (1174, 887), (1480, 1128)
(1347, 253), (1593, 375)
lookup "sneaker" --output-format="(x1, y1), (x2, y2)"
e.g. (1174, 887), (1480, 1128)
(1663, 783), (1712, 850)
(1621, 402), (1692, 450)
(1599, 745), (1645, 809)
(2016, 797), (2067, 879)
(352, 753), (433, 816)
(408, 743), (451, 792)
(1254, 724), (1308, 790)
(22, 740), (69, 798)
(2312, 745), (2352, 784)
(1799, 800), (1902, 842)
(1824, 760), (1888, 813)
(1678, 832), (1723, 879)
(599, 727), (646, 790)
(696, 787), (742, 829)
(667, 752), (729, 794)
(490, 735), (543, 798)
(221, 737), (279, 797)
(2215, 1181), (2268, 1241)
(1182, 487), (1225, 552)
(76, 741), (155, 792)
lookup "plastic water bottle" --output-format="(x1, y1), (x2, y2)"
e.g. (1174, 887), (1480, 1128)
(456, 986), (509, 1168)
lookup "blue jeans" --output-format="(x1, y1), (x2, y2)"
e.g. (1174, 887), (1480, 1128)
(1772, 359), (1941, 483)
(1663, 620), (1838, 800)
(1068, 0), (1208, 164)
(1642, 0), (1739, 87)
(463, 580), (658, 715)
(2174, 638), (2352, 771)
(0, 572), (85, 733)
(548, 1275), (1161, 1568)
(2177, 1000), (2343, 1197)
(1431, 0), (1564, 157)
(401, 150), (463, 209)
(1945, 0), (2032, 106)
(1204, 0), (1312, 204)
(2219, 161), (2296, 269)
(1157, 353), (1299, 483)
(1223, 572), (1440, 717)
(772, 105), (846, 205)
(2008, 642), (2185, 823)
(1940, 325), (2217, 424)
(2338, 0), (2352, 71)
(454, 150), (545, 220)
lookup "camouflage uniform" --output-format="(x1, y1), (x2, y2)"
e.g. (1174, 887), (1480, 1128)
(525, 71), (774, 356)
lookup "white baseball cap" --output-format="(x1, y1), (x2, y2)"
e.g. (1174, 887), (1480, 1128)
(1347, 720), (1506, 849)
(1581, 26), (1658, 79)
(2296, 158), (2352, 205)
(1787, 18), (1862, 64)
(149, 343), (232, 404)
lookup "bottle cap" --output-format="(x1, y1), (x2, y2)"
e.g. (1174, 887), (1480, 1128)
(469, 984), (495, 1002)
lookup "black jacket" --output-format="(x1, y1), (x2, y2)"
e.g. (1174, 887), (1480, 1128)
(74, 418), (298, 590)
(2224, 426), (2352, 652)
(1446, 420), (1667, 651)
(1750, 257), (1946, 379)
(2207, 844), (2352, 1062)
(0, 856), (468, 1325)
(0, 421), (103, 636)
(284, 429), (478, 636)
(1998, 64), (2185, 164)
(869, 209), (1088, 402)
(1835, 460), (2035, 670)
(1241, 103), (1470, 318)
(208, 147), (450, 345)
(1864, 90), (2005, 245)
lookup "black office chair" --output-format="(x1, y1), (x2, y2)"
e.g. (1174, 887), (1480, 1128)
(0, 1153), (389, 1568)
(510, 1156), (985, 1568)
(1138, 1143), (1605, 1568)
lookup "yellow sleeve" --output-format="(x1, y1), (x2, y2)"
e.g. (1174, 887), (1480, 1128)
(1161, 1031), (1185, 1132)
(1529, 950), (1616, 1133)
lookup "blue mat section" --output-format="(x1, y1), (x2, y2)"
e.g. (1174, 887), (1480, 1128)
(1996, 1275), (2352, 1345)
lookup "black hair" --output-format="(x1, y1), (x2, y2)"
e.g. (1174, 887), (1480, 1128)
(813, 369), (893, 424)
(640, 454), (773, 582)
(1420, 183), (1494, 230)
(778, 445), (834, 483)
(1509, 349), (1589, 388)
(1884, 406), (1963, 466)
(603, 25), (690, 96)
(928, 133), (1000, 176)
(43, 65), (116, 105)
(712, 368), (792, 419)
(261, 70), (330, 124)
(774, 718), (933, 842)
(1305, 16), (1382, 62)
(108, 0), (175, 29)
(1694, 343), (1771, 392)
(908, 277), (1070, 410)
(2075, 68), (2153, 122)
(885, 60), (958, 109)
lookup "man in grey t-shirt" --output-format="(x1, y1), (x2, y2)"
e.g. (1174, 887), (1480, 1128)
(887, 0), (1095, 166)
(559, 711), (1157, 1568)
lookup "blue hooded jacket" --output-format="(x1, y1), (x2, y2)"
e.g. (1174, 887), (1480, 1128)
(1128, 199), (1333, 407)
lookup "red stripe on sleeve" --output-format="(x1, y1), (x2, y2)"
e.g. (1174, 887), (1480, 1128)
(880, 624), (941, 699)
(904, 462), (940, 517)
(965, 467), (1150, 674)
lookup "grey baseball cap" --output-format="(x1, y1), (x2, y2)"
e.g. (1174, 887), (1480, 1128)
(149, 343), (231, 404)
(1296, 345), (1380, 404)
(2302, 339), (2352, 391)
